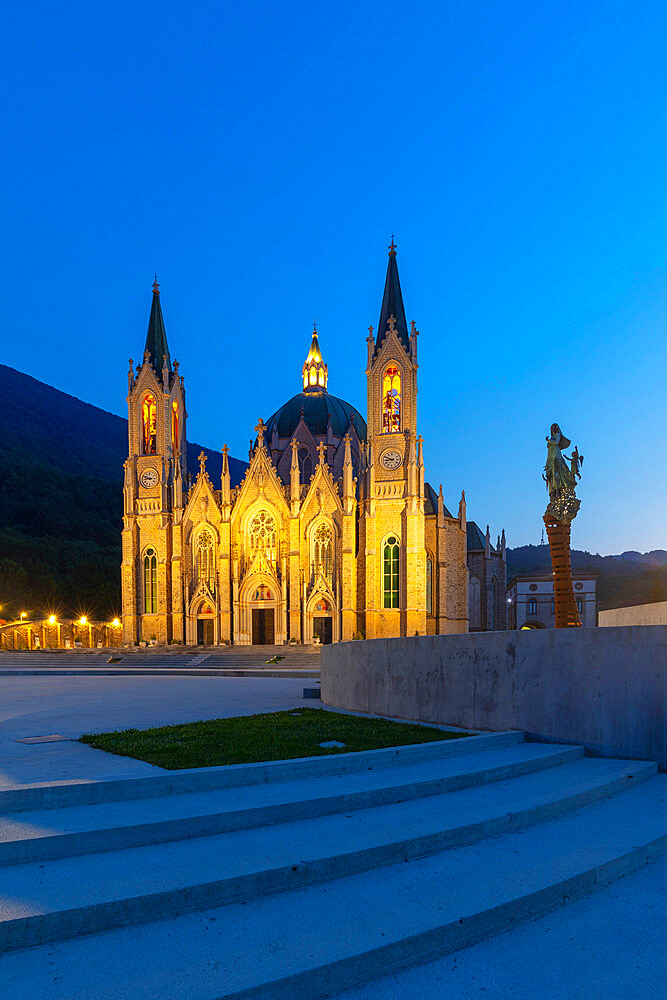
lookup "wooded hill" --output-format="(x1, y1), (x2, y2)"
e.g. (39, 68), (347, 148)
(0, 364), (664, 621)
(0, 364), (245, 621)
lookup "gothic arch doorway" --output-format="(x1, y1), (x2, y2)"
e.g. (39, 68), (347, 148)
(236, 578), (284, 646)
(306, 593), (337, 645)
(187, 596), (218, 646)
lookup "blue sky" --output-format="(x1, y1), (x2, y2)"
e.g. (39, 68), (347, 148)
(1, 1), (665, 554)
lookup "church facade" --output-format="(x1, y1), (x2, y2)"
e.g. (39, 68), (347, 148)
(121, 246), (470, 645)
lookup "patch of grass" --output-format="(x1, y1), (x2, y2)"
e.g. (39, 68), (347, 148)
(80, 708), (469, 770)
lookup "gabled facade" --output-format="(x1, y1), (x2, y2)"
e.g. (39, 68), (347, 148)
(122, 249), (470, 645)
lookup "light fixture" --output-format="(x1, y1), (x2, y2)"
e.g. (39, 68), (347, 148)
(112, 618), (120, 627)
(79, 616), (87, 626)
(48, 615), (56, 625)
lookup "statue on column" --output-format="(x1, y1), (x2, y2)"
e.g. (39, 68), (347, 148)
(543, 423), (581, 524)
(542, 423), (584, 627)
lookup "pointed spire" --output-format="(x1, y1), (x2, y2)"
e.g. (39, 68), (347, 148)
(375, 239), (410, 353)
(485, 524), (491, 559)
(221, 445), (230, 506)
(144, 277), (171, 374)
(437, 484), (445, 528)
(458, 489), (466, 530)
(290, 439), (300, 502)
(501, 528), (507, 560)
(343, 433), (354, 499)
(302, 325), (328, 391)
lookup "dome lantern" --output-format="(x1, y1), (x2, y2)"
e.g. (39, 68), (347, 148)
(302, 324), (328, 392)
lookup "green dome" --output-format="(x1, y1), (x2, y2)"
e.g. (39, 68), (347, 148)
(265, 391), (367, 441)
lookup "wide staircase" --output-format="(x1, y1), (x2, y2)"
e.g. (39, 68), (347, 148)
(0, 730), (664, 998)
(0, 644), (322, 676)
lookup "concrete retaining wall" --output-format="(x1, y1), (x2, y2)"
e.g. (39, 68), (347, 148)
(321, 626), (667, 768)
(599, 601), (667, 627)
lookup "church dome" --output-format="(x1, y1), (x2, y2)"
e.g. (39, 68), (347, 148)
(265, 389), (366, 441)
(264, 328), (367, 443)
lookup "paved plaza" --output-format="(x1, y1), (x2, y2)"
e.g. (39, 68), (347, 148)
(0, 673), (311, 790)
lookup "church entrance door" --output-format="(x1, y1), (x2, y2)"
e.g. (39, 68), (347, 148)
(197, 619), (214, 645)
(312, 616), (332, 645)
(252, 608), (275, 645)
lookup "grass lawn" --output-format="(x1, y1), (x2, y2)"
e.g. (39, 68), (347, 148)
(79, 708), (469, 769)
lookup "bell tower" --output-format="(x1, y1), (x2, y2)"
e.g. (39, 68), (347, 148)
(121, 279), (188, 645)
(361, 241), (426, 639)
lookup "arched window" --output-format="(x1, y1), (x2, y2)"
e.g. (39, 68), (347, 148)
(528, 599), (537, 616)
(249, 510), (277, 563)
(382, 364), (401, 433)
(426, 555), (433, 615)
(469, 576), (481, 628)
(309, 366), (316, 386)
(313, 522), (333, 580)
(171, 401), (179, 453)
(195, 529), (215, 592)
(143, 547), (157, 613)
(298, 447), (313, 482)
(383, 535), (399, 608)
(142, 394), (157, 455)
(490, 578), (498, 629)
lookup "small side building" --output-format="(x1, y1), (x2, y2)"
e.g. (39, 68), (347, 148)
(466, 521), (507, 631)
(507, 573), (597, 629)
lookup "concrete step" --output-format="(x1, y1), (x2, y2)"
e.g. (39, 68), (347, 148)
(0, 730), (522, 812)
(0, 740), (581, 865)
(0, 756), (656, 953)
(0, 666), (321, 678)
(0, 772), (664, 999)
(329, 851), (667, 1000)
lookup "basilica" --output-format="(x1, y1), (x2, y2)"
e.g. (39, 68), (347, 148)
(121, 246), (479, 646)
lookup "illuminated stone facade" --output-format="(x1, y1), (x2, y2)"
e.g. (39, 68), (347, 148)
(122, 250), (470, 646)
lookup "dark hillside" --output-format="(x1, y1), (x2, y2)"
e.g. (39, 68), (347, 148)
(507, 545), (667, 610)
(0, 365), (246, 620)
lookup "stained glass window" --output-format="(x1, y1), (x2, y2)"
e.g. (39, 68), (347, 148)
(142, 394), (157, 454)
(171, 401), (179, 453)
(143, 547), (157, 613)
(196, 530), (215, 592)
(426, 556), (433, 615)
(253, 585), (273, 601)
(249, 510), (277, 563)
(382, 364), (401, 433)
(383, 535), (399, 608)
(313, 522), (333, 579)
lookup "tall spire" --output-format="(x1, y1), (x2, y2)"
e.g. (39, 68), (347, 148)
(144, 277), (171, 373)
(375, 238), (410, 353)
(302, 324), (328, 391)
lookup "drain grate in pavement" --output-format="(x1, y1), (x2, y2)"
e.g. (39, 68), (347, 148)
(15, 735), (71, 744)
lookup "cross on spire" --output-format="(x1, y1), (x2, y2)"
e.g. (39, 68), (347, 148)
(387, 314), (397, 334)
(317, 440), (326, 465)
(388, 235), (397, 255)
(255, 418), (265, 446)
(152, 275), (159, 294)
(198, 450), (207, 475)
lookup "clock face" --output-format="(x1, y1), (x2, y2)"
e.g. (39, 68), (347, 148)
(140, 468), (159, 488)
(380, 449), (402, 471)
